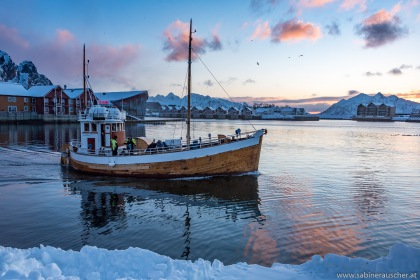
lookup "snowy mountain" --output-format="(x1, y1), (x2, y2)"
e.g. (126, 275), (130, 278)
(319, 92), (420, 119)
(148, 92), (248, 109)
(0, 50), (52, 89)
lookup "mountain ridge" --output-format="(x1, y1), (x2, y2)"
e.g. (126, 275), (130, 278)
(0, 50), (52, 89)
(320, 92), (420, 119)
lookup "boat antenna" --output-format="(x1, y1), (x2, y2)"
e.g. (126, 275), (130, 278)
(83, 44), (87, 111)
(186, 18), (194, 147)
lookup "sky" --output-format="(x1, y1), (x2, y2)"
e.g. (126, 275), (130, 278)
(1, 0), (419, 113)
(0, 243), (418, 279)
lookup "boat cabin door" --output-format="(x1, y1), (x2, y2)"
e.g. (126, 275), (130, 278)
(104, 124), (111, 147)
(87, 138), (95, 151)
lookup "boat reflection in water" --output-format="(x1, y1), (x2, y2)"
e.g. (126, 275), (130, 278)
(61, 167), (263, 264)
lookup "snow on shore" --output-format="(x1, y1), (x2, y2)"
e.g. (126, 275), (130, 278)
(0, 243), (418, 279)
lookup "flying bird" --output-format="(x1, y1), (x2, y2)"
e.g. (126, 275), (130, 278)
(257, 62), (259, 65)
(299, 54), (303, 57)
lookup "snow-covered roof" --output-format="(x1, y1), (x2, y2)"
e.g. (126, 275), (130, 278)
(255, 107), (270, 113)
(27, 85), (62, 97)
(0, 82), (29, 96)
(63, 88), (85, 99)
(95, 91), (147, 101)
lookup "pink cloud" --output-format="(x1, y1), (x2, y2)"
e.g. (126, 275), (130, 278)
(87, 44), (141, 77)
(0, 23), (143, 90)
(0, 24), (29, 50)
(271, 19), (322, 42)
(363, 4), (400, 26)
(56, 29), (75, 44)
(162, 20), (222, 62)
(251, 21), (271, 40)
(356, 4), (407, 48)
(340, 0), (367, 12)
(298, 0), (335, 8)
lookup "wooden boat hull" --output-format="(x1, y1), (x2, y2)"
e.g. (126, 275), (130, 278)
(69, 130), (264, 178)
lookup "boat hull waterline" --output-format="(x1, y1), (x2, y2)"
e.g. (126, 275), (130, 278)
(69, 130), (264, 178)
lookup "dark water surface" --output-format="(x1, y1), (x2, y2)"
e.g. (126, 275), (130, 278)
(0, 120), (419, 266)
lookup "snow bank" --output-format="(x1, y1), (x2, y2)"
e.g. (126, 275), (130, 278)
(0, 243), (418, 279)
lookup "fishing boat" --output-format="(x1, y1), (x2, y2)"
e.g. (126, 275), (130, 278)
(61, 19), (267, 178)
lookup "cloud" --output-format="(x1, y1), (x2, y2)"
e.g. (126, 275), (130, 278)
(355, 6), (408, 48)
(204, 80), (214, 86)
(249, 0), (279, 14)
(395, 91), (420, 100)
(56, 29), (75, 44)
(400, 64), (412, 69)
(388, 68), (402, 75)
(340, 0), (367, 12)
(325, 21), (341, 36)
(243, 78), (256, 85)
(298, 0), (335, 8)
(271, 19), (322, 42)
(348, 90), (359, 95)
(251, 21), (271, 40)
(0, 24), (29, 51)
(365, 71), (382, 76)
(0, 24), (142, 90)
(163, 20), (222, 62)
(208, 33), (222, 51)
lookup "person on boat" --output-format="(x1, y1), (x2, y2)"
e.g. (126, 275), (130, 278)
(125, 136), (136, 154)
(111, 135), (118, 156)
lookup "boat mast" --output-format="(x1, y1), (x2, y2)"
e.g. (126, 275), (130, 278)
(187, 19), (192, 147)
(83, 44), (87, 111)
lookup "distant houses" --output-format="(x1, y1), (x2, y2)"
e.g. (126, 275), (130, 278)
(145, 102), (318, 120)
(146, 102), (255, 120)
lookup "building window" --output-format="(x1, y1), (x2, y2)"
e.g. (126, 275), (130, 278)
(24, 97), (28, 102)
(8, 106), (17, 112)
(8, 96), (17, 102)
(32, 98), (36, 104)
(44, 98), (48, 104)
(45, 107), (49, 113)
(24, 106), (28, 111)
(69, 107), (74, 112)
(32, 107), (36, 112)
(69, 99), (73, 105)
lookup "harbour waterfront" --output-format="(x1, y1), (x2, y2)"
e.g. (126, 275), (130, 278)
(0, 120), (419, 266)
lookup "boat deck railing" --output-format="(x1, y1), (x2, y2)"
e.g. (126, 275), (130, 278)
(69, 130), (259, 156)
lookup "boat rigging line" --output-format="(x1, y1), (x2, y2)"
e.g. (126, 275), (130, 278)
(191, 48), (257, 131)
